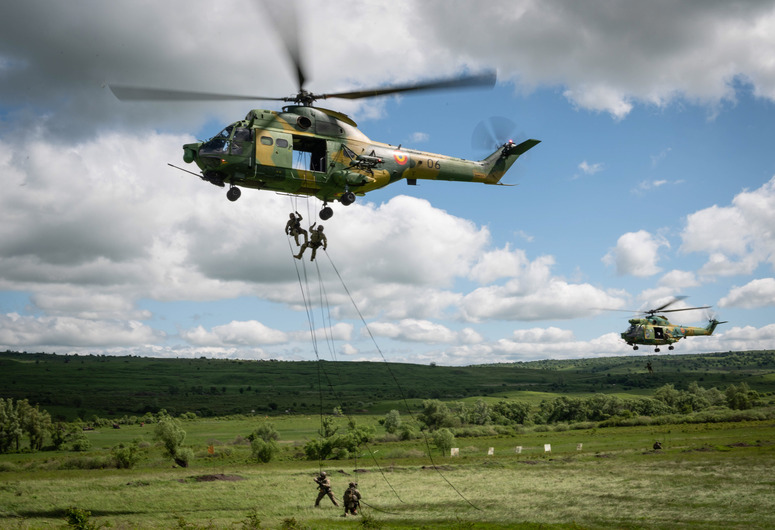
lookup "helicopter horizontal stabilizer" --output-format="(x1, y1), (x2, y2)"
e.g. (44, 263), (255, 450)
(482, 139), (541, 184)
(509, 139), (541, 156)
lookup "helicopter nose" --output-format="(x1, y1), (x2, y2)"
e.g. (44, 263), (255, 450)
(183, 142), (202, 164)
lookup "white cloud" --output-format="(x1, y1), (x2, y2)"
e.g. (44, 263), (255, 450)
(181, 321), (288, 347)
(658, 270), (700, 290)
(719, 278), (775, 308)
(0, 313), (162, 349)
(681, 176), (775, 278)
(408, 132), (430, 143)
(578, 160), (604, 175)
(603, 230), (669, 277)
(368, 319), (476, 344)
(462, 277), (626, 322)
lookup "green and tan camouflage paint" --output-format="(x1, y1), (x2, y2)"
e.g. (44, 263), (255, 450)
(183, 106), (540, 204)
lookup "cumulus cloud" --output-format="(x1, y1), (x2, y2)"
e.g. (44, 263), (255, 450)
(681, 176), (775, 278)
(368, 319), (481, 344)
(603, 230), (669, 277)
(463, 249), (626, 321)
(418, 0), (775, 118)
(3, 0), (775, 135)
(181, 321), (288, 347)
(0, 313), (163, 349)
(719, 278), (775, 309)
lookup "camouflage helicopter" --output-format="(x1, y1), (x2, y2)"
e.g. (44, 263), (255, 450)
(108, 3), (539, 220)
(616, 297), (726, 352)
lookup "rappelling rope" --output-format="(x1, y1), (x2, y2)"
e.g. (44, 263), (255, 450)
(287, 198), (402, 503)
(323, 249), (481, 511)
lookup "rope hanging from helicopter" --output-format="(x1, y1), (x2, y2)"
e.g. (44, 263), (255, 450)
(323, 250), (481, 512)
(286, 196), (403, 506)
(286, 196), (480, 511)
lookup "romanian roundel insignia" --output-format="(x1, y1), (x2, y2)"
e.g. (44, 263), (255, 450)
(393, 152), (408, 165)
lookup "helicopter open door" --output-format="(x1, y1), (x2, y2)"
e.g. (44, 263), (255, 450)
(654, 327), (664, 340)
(292, 135), (327, 172)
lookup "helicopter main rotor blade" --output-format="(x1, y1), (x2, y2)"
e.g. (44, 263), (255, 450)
(318, 71), (497, 101)
(657, 306), (712, 313)
(259, 0), (306, 91)
(651, 296), (688, 313)
(109, 85), (287, 102)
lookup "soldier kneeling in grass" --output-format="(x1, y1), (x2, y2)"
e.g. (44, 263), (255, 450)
(343, 482), (361, 516)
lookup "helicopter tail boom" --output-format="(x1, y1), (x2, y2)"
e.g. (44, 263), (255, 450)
(481, 139), (540, 184)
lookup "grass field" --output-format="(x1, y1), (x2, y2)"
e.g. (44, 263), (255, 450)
(1, 419), (774, 529)
(2, 350), (775, 528)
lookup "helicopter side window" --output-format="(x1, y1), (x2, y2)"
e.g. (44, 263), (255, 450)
(260, 136), (273, 146)
(276, 138), (289, 148)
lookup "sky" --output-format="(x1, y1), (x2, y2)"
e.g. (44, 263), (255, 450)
(1, 0), (775, 365)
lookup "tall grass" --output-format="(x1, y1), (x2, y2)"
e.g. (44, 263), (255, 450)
(2, 420), (773, 528)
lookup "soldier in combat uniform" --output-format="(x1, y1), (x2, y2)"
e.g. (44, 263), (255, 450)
(294, 224), (327, 261)
(342, 481), (361, 516)
(285, 212), (308, 246)
(313, 471), (339, 507)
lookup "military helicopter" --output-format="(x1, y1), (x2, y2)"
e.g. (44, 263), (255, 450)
(108, 3), (539, 221)
(615, 297), (726, 352)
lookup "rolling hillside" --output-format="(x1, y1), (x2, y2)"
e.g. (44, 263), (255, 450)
(2, 350), (774, 420)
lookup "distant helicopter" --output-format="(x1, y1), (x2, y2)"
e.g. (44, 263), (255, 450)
(109, 3), (539, 221)
(615, 297), (726, 352)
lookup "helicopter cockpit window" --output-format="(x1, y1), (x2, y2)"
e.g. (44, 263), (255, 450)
(229, 127), (252, 155)
(233, 128), (251, 143)
(217, 126), (233, 139)
(200, 138), (230, 156)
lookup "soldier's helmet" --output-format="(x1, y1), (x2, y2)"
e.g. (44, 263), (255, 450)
(320, 471), (327, 477)
(318, 225), (324, 231)
(289, 213), (295, 219)
(349, 482), (355, 487)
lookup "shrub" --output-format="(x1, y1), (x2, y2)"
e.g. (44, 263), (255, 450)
(64, 506), (96, 530)
(112, 442), (141, 469)
(251, 438), (279, 463)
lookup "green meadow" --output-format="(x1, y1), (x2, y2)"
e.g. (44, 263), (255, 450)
(1, 350), (775, 528)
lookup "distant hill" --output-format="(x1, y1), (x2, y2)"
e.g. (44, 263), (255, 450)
(1, 350), (773, 421)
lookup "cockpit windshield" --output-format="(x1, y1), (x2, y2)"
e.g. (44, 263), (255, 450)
(200, 126), (235, 156)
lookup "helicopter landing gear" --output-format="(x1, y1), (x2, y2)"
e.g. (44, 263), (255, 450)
(632, 345), (639, 351)
(226, 186), (241, 202)
(340, 191), (356, 206)
(319, 204), (334, 220)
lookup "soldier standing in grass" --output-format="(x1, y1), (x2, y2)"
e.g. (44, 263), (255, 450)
(342, 481), (361, 516)
(314, 471), (339, 507)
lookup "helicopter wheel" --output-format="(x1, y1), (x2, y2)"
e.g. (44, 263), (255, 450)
(633, 345), (639, 351)
(668, 345), (674, 350)
(226, 187), (241, 202)
(654, 347), (661, 353)
(340, 192), (356, 206)
(319, 206), (334, 220)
